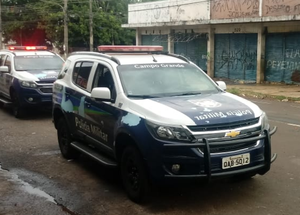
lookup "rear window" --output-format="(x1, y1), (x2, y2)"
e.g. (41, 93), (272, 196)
(14, 55), (64, 71)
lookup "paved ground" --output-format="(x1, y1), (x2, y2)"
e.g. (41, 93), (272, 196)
(0, 99), (300, 215)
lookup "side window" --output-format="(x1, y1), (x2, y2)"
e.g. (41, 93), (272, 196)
(72, 61), (93, 90)
(92, 64), (116, 100)
(0, 54), (6, 66)
(57, 59), (71, 79)
(4, 55), (11, 72)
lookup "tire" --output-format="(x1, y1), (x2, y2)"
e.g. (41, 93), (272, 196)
(11, 91), (25, 118)
(57, 118), (80, 159)
(121, 146), (149, 203)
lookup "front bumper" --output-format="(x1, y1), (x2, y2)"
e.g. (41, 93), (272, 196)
(161, 127), (277, 181)
(18, 87), (53, 108)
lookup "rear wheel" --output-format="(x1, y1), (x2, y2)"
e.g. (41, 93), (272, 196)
(11, 91), (25, 118)
(57, 118), (80, 159)
(121, 146), (149, 203)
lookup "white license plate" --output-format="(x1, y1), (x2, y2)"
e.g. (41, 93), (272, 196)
(222, 153), (250, 169)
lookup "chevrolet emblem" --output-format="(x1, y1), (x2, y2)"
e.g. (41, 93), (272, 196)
(225, 130), (241, 138)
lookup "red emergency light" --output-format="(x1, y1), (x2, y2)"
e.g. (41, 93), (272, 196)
(8, 46), (48, 51)
(98, 45), (164, 53)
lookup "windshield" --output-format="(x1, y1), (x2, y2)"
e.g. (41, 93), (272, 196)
(118, 63), (219, 98)
(14, 55), (64, 71)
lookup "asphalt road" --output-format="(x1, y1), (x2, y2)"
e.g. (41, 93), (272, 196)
(0, 98), (299, 215)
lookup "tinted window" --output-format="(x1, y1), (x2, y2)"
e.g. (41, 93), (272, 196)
(92, 64), (116, 100)
(4, 56), (12, 71)
(73, 61), (93, 89)
(57, 60), (71, 79)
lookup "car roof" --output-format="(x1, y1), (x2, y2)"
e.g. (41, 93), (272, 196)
(68, 52), (189, 65)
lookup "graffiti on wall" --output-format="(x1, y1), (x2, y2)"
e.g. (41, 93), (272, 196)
(211, 0), (259, 19)
(219, 49), (257, 71)
(266, 49), (300, 82)
(263, 0), (300, 16)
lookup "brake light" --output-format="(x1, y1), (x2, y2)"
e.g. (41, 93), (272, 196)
(8, 46), (48, 51)
(98, 45), (164, 52)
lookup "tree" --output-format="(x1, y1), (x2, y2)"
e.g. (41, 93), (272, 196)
(1, 0), (158, 52)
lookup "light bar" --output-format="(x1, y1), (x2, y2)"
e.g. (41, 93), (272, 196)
(8, 46), (48, 51)
(98, 45), (164, 52)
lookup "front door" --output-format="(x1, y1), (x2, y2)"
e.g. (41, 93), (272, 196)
(84, 63), (119, 151)
(2, 55), (13, 98)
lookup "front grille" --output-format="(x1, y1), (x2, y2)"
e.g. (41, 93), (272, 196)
(188, 117), (260, 132)
(39, 87), (53, 93)
(36, 80), (54, 84)
(199, 140), (258, 154)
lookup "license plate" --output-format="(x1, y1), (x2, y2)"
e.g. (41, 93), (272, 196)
(222, 153), (250, 169)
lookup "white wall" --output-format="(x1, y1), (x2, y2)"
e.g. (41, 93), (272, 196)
(128, 0), (210, 25)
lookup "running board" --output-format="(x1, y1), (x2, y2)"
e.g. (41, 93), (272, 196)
(71, 141), (117, 167)
(0, 97), (12, 107)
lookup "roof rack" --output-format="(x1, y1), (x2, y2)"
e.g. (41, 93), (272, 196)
(167, 53), (190, 63)
(69, 51), (121, 65)
(97, 45), (165, 54)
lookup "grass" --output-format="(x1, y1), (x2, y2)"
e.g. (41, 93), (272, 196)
(227, 87), (300, 102)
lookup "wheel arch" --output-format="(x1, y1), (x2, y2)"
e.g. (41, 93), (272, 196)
(115, 132), (140, 163)
(53, 106), (67, 129)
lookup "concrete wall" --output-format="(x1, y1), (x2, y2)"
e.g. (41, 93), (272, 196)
(125, 0), (300, 27)
(128, 0), (210, 26)
(262, 0), (300, 17)
(123, 0), (300, 84)
(211, 0), (260, 19)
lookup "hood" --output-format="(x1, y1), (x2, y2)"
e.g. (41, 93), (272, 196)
(129, 92), (262, 126)
(16, 70), (59, 82)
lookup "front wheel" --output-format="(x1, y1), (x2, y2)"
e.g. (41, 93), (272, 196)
(11, 91), (25, 118)
(121, 146), (150, 203)
(57, 118), (80, 159)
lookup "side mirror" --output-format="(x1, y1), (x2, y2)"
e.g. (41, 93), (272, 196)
(0, 66), (9, 73)
(91, 87), (111, 101)
(216, 81), (227, 91)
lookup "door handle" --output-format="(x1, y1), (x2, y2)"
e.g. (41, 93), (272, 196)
(84, 101), (91, 107)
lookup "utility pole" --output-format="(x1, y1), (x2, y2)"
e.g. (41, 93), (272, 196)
(89, 0), (93, 51)
(0, 0), (2, 50)
(64, 0), (68, 59)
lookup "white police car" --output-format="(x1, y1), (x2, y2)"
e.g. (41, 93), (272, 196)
(0, 46), (64, 118)
(52, 46), (277, 203)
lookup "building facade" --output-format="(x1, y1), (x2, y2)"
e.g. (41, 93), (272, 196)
(122, 0), (300, 84)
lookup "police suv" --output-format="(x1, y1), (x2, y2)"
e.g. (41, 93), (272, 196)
(52, 46), (277, 203)
(0, 46), (64, 118)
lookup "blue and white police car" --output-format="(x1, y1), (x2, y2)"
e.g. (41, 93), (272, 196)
(0, 46), (64, 118)
(52, 45), (277, 203)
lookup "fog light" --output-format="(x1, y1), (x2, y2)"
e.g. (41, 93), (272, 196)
(28, 97), (34, 102)
(171, 164), (181, 174)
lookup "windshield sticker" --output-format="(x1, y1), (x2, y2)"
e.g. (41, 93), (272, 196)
(133, 64), (185, 69)
(194, 109), (253, 121)
(188, 99), (222, 108)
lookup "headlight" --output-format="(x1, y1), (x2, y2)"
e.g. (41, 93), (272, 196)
(20, 80), (37, 88)
(146, 120), (194, 143)
(261, 111), (270, 131)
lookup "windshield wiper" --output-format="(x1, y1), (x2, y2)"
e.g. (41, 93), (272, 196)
(127, 95), (160, 99)
(172, 92), (202, 96)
